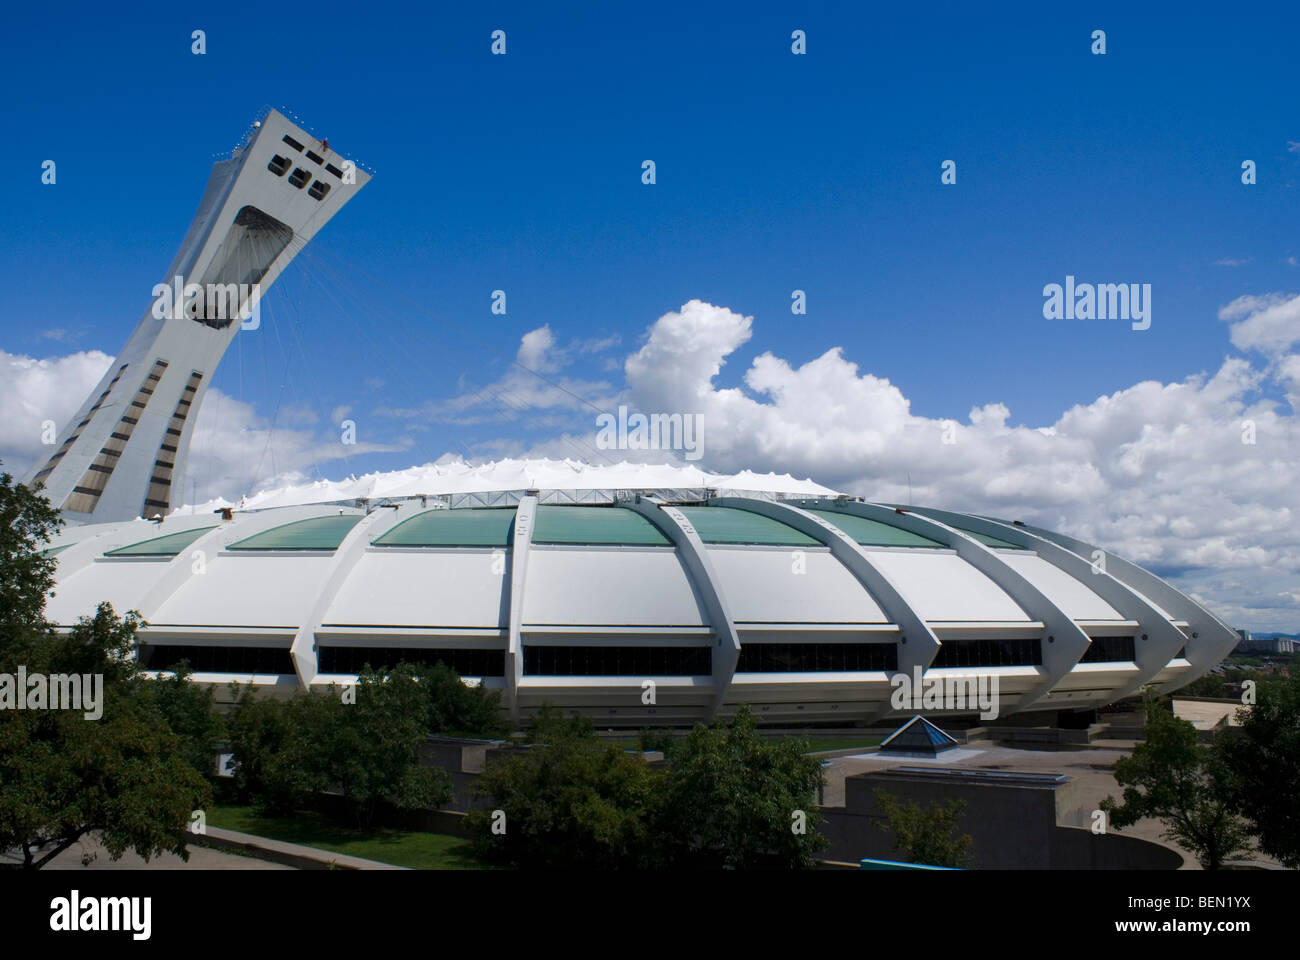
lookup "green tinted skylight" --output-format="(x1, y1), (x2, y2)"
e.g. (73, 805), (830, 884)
(532, 506), (671, 546)
(949, 525), (1022, 550)
(373, 507), (516, 547)
(674, 506), (819, 546)
(40, 543), (74, 558)
(106, 526), (217, 557)
(805, 509), (944, 548)
(228, 515), (362, 551)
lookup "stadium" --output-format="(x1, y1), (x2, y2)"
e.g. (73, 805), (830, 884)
(29, 109), (1238, 726)
(39, 462), (1237, 726)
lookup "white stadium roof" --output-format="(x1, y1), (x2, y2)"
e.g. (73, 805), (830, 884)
(40, 468), (1238, 727)
(176, 458), (841, 513)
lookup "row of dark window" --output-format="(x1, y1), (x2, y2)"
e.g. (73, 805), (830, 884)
(33, 364), (129, 482)
(523, 645), (712, 677)
(317, 646), (506, 676)
(134, 635), (1146, 677)
(143, 371), (202, 513)
(1079, 635), (1137, 663)
(931, 637), (1043, 668)
(138, 644), (294, 674)
(269, 133), (339, 200)
(737, 642), (898, 672)
(65, 359), (168, 514)
(280, 133), (345, 179)
(268, 153), (332, 200)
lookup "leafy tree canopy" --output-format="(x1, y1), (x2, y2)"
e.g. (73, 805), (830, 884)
(871, 791), (973, 868)
(466, 704), (664, 868)
(469, 704), (827, 869)
(661, 706), (827, 869)
(1215, 670), (1300, 868)
(1102, 693), (1252, 870)
(0, 603), (212, 869)
(228, 664), (452, 827)
(1, 472), (212, 869)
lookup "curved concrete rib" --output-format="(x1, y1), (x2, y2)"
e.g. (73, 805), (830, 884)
(796, 500), (1091, 714)
(901, 505), (1188, 703)
(506, 495), (537, 724)
(288, 505), (409, 685)
(985, 518), (1239, 691)
(713, 496), (941, 721)
(626, 497), (739, 718)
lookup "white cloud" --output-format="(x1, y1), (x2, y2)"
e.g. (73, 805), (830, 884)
(0, 348), (402, 502)
(185, 388), (404, 502)
(378, 324), (616, 427)
(615, 300), (1300, 631)
(517, 326), (560, 373)
(575, 334), (621, 354)
(1219, 292), (1300, 354)
(0, 348), (115, 474)
(5, 295), (1299, 632)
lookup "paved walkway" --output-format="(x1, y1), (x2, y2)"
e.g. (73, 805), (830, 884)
(5, 827), (405, 871)
(5, 835), (292, 870)
(1174, 700), (1245, 729)
(196, 826), (407, 870)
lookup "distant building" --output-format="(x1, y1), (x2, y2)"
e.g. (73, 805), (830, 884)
(1234, 629), (1297, 655)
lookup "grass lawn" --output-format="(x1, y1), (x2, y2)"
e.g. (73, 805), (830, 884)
(207, 805), (486, 870)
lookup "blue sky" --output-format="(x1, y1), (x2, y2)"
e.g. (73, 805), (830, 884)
(2, 2), (1299, 628)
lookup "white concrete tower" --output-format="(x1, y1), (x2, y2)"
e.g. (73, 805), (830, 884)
(25, 109), (371, 523)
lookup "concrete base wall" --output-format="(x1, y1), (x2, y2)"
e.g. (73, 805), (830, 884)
(819, 809), (1181, 869)
(819, 769), (1182, 869)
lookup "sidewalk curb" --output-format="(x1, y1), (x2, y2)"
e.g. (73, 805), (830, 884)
(193, 826), (409, 871)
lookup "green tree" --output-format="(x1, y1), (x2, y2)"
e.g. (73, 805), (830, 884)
(0, 472), (211, 869)
(1101, 694), (1252, 869)
(871, 791), (974, 868)
(467, 704), (665, 868)
(0, 470), (62, 645)
(1215, 670), (1300, 867)
(660, 705), (827, 869)
(0, 603), (212, 869)
(636, 727), (677, 753)
(228, 665), (452, 827)
(420, 660), (507, 738)
(316, 665), (452, 827)
(139, 663), (226, 781)
(226, 686), (327, 816)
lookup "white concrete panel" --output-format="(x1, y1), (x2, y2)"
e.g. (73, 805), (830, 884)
(707, 548), (888, 623)
(999, 553), (1124, 621)
(322, 550), (509, 628)
(522, 548), (708, 626)
(864, 551), (1029, 622)
(151, 553), (335, 628)
(46, 560), (171, 625)
(1051, 663), (1141, 692)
